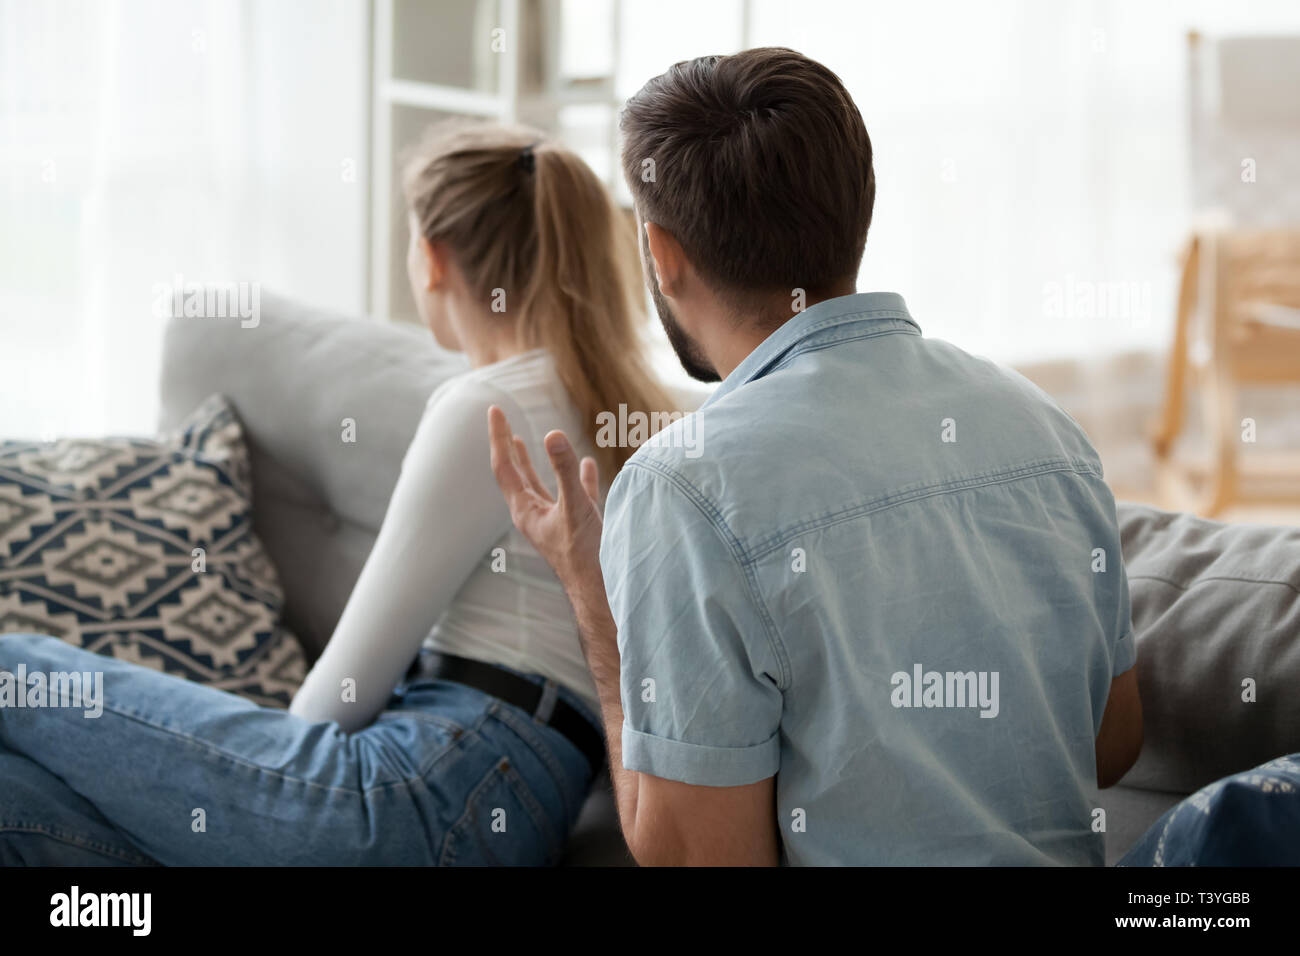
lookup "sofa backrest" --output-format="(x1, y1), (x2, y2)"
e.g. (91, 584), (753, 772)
(160, 292), (711, 659)
(160, 292), (468, 657)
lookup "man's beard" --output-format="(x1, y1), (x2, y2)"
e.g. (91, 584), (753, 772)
(641, 229), (719, 383)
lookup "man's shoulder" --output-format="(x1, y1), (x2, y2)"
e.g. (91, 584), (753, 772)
(600, 394), (805, 565)
(616, 395), (774, 495)
(614, 336), (1105, 541)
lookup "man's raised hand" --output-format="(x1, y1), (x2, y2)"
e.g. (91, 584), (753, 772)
(487, 405), (603, 586)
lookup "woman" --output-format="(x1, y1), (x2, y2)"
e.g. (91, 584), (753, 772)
(0, 121), (673, 866)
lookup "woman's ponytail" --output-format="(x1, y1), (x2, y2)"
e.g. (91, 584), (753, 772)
(404, 120), (676, 478)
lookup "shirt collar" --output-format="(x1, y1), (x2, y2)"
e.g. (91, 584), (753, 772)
(701, 291), (920, 409)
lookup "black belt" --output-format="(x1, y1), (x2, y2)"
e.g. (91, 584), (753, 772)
(406, 651), (605, 774)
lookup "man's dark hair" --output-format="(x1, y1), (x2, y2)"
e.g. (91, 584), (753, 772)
(620, 47), (875, 312)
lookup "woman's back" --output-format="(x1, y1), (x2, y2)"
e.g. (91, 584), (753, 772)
(423, 348), (600, 711)
(290, 347), (601, 730)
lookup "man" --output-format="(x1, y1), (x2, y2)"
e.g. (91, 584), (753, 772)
(488, 47), (1141, 866)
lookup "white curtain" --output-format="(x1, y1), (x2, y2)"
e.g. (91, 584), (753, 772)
(591, 0), (1300, 494)
(6, 0), (1300, 457)
(597, 0), (1300, 366)
(0, 0), (368, 439)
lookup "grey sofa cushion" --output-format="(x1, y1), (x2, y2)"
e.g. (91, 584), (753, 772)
(1091, 784), (1183, 866)
(159, 292), (467, 658)
(1116, 502), (1300, 794)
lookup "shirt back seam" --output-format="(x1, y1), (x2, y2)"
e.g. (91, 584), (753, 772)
(743, 457), (1105, 562)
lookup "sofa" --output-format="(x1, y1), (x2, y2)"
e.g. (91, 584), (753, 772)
(158, 291), (1300, 865)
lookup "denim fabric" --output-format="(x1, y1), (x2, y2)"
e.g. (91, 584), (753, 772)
(601, 292), (1135, 865)
(0, 634), (595, 866)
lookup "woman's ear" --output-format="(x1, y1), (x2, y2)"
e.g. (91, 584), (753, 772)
(422, 236), (445, 293)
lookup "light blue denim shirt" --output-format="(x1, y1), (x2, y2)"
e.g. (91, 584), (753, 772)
(600, 292), (1135, 866)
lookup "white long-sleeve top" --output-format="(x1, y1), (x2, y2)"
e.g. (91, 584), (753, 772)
(289, 348), (601, 732)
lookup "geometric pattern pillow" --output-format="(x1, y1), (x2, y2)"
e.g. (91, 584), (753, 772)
(0, 394), (306, 707)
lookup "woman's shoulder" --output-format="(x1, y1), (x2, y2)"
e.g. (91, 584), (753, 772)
(426, 350), (559, 416)
(418, 372), (519, 439)
(419, 351), (560, 437)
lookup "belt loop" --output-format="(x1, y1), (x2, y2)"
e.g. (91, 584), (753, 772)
(534, 679), (559, 724)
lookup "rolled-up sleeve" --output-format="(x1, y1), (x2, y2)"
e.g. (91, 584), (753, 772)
(600, 462), (784, 787)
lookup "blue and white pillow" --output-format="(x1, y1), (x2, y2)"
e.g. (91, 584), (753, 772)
(0, 395), (305, 706)
(1120, 753), (1300, 866)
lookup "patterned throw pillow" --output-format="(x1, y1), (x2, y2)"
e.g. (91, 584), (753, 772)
(0, 395), (305, 706)
(1119, 753), (1300, 866)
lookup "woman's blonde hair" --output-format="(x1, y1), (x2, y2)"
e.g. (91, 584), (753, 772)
(402, 119), (676, 477)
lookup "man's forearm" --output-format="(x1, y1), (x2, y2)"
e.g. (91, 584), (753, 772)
(559, 562), (640, 843)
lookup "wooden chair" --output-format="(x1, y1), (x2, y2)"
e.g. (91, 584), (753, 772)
(1153, 230), (1300, 514)
(1152, 33), (1300, 515)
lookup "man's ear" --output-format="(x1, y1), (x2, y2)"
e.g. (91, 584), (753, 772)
(644, 222), (687, 298)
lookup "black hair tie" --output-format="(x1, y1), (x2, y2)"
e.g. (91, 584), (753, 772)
(518, 143), (539, 174)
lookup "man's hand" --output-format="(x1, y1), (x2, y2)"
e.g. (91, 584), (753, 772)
(486, 405), (603, 587)
(487, 404), (633, 827)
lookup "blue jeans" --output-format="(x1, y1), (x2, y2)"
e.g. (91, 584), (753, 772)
(0, 633), (598, 866)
